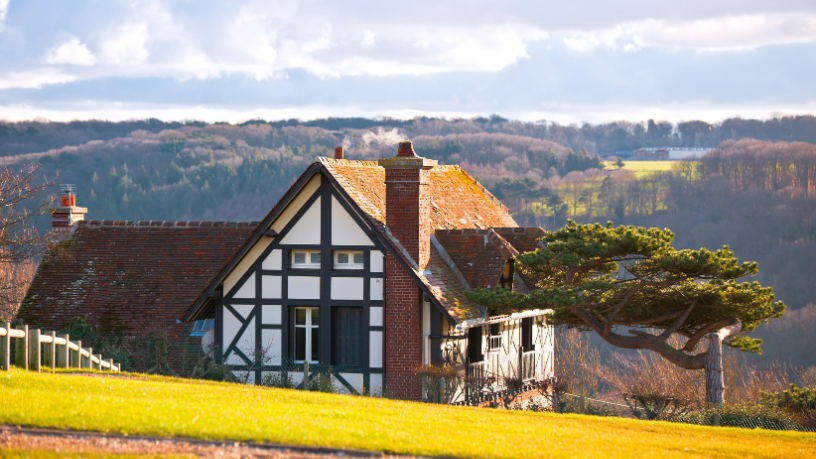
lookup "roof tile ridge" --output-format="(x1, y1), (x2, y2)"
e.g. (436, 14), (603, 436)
(430, 233), (473, 292)
(486, 228), (519, 258)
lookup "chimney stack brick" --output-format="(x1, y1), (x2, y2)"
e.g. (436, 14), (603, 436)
(378, 141), (437, 401)
(334, 146), (344, 160)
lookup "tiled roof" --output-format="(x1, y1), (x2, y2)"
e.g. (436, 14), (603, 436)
(18, 220), (256, 341)
(433, 229), (516, 291)
(318, 158), (518, 230)
(429, 228), (545, 320)
(419, 244), (485, 323)
(491, 227), (547, 254)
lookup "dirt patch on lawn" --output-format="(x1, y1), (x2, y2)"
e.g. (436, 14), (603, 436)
(0, 425), (415, 458)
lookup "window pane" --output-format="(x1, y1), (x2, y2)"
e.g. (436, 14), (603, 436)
(311, 330), (319, 361)
(295, 308), (306, 325)
(310, 252), (321, 264)
(294, 327), (306, 361)
(311, 308), (320, 326)
(294, 252), (306, 264)
(337, 252), (349, 264)
(353, 252), (364, 264)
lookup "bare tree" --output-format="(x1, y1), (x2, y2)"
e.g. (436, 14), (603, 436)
(0, 164), (56, 321)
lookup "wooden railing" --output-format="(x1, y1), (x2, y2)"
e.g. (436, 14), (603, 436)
(0, 322), (121, 373)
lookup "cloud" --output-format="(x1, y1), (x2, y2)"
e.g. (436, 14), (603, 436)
(0, 68), (76, 90)
(0, 0), (9, 30)
(46, 36), (96, 66)
(561, 13), (816, 52)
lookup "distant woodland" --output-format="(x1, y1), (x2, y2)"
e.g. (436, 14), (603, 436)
(2, 114), (816, 365)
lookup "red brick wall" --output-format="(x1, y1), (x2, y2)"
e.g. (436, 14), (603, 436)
(384, 167), (431, 271)
(384, 253), (423, 401)
(383, 164), (431, 401)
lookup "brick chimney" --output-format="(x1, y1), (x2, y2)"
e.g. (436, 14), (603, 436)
(49, 184), (87, 231)
(334, 146), (344, 159)
(377, 140), (437, 401)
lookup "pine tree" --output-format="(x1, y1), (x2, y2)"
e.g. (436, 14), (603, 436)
(467, 220), (785, 405)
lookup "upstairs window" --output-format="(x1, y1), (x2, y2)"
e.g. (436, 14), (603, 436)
(489, 322), (502, 351)
(333, 250), (364, 269)
(292, 250), (321, 269)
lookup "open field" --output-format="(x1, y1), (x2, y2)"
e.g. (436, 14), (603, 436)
(605, 160), (677, 176)
(1, 370), (815, 459)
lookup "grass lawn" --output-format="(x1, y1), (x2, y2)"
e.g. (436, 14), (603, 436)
(1, 369), (815, 459)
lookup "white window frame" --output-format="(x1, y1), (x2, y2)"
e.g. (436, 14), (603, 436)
(333, 250), (365, 269)
(291, 250), (321, 269)
(293, 307), (320, 363)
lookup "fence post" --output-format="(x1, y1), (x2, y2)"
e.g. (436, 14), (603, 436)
(109, 359), (115, 373)
(28, 328), (41, 372)
(83, 347), (92, 369)
(70, 340), (81, 368)
(71, 339), (82, 368)
(303, 361), (310, 391)
(94, 354), (101, 370)
(56, 334), (69, 368)
(15, 325), (28, 370)
(1, 322), (9, 371)
(43, 331), (56, 370)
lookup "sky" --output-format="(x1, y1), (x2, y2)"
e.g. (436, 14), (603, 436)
(0, 0), (815, 124)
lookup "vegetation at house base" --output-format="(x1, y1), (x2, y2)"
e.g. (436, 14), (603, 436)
(2, 370), (816, 459)
(467, 220), (785, 405)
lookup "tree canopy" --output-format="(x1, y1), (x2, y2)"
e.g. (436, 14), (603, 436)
(466, 220), (786, 404)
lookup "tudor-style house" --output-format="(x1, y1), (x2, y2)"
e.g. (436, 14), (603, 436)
(20, 142), (553, 403)
(183, 142), (553, 401)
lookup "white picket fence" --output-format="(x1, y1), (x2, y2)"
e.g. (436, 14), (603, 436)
(0, 322), (121, 373)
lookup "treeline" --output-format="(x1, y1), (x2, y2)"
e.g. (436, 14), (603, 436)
(4, 114), (816, 157)
(505, 140), (816, 316)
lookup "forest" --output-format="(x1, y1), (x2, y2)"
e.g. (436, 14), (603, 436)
(2, 114), (816, 367)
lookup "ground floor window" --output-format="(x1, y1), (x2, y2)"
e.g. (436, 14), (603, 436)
(294, 307), (319, 362)
(332, 307), (363, 366)
(190, 318), (214, 336)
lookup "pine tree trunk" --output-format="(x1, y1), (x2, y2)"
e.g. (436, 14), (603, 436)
(704, 333), (725, 406)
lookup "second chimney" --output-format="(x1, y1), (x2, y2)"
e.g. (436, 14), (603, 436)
(49, 184), (87, 230)
(334, 146), (344, 159)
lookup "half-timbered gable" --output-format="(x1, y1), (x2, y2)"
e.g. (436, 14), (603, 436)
(193, 172), (390, 391)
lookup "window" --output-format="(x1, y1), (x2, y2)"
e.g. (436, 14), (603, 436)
(293, 307), (319, 362)
(332, 307), (363, 366)
(489, 322), (502, 351)
(292, 250), (321, 269)
(521, 317), (533, 352)
(190, 319), (214, 336)
(467, 327), (483, 363)
(333, 250), (364, 269)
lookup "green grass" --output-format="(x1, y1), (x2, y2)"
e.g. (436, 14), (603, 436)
(2, 370), (815, 458)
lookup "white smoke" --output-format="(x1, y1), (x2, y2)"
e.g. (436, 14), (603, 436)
(360, 127), (407, 148)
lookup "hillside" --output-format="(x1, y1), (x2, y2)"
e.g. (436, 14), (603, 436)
(3, 118), (816, 366)
(1, 370), (814, 458)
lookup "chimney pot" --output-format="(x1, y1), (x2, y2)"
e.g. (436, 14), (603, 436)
(397, 141), (417, 157)
(334, 146), (344, 160)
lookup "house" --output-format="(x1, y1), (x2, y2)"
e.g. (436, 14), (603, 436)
(181, 143), (553, 401)
(20, 142), (554, 402)
(17, 187), (256, 371)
